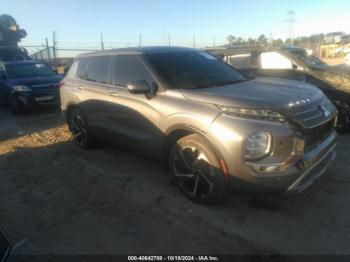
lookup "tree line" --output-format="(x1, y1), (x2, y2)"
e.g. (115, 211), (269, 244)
(226, 34), (325, 48)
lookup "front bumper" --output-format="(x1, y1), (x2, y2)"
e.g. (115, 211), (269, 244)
(208, 114), (337, 193)
(15, 89), (60, 108)
(286, 143), (336, 193)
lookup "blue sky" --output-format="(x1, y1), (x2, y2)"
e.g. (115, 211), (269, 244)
(2, 0), (350, 53)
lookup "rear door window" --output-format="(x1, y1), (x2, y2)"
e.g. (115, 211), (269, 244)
(85, 56), (112, 84)
(260, 52), (293, 69)
(76, 57), (89, 79)
(112, 55), (154, 87)
(226, 54), (251, 69)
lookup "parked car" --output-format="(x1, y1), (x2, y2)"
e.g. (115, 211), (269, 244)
(208, 46), (350, 133)
(0, 60), (63, 114)
(61, 47), (337, 204)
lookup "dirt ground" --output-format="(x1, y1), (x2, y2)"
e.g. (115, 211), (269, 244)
(1, 106), (350, 256)
(322, 57), (346, 66)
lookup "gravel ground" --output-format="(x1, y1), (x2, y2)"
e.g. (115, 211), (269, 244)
(1, 106), (350, 256)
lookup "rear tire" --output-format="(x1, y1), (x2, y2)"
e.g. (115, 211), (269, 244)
(68, 108), (94, 148)
(169, 134), (226, 205)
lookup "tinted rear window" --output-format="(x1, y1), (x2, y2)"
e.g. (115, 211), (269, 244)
(6, 63), (56, 79)
(146, 51), (245, 89)
(85, 56), (111, 84)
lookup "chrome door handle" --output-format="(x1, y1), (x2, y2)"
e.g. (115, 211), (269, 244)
(75, 85), (83, 90)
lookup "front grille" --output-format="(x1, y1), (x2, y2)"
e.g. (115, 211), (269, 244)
(304, 117), (335, 151)
(286, 98), (337, 152)
(31, 83), (60, 91)
(289, 98), (335, 128)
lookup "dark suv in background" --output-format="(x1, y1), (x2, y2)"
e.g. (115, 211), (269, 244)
(0, 60), (63, 114)
(61, 47), (337, 204)
(209, 46), (350, 133)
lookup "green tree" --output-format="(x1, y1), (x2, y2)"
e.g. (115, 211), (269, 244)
(257, 34), (268, 46)
(227, 35), (236, 46)
(272, 39), (284, 46)
(247, 37), (256, 46)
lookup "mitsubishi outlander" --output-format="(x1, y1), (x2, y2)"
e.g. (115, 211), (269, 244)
(60, 47), (337, 204)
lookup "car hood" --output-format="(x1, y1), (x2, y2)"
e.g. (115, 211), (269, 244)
(7, 75), (63, 90)
(330, 64), (350, 75)
(180, 77), (324, 110)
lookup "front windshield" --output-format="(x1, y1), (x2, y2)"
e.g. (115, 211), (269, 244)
(146, 51), (246, 89)
(291, 51), (328, 68)
(6, 63), (56, 79)
(303, 55), (328, 67)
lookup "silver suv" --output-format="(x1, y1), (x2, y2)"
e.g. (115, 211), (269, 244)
(61, 47), (337, 204)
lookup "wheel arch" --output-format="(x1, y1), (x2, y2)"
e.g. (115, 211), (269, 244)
(164, 124), (228, 179)
(65, 102), (79, 118)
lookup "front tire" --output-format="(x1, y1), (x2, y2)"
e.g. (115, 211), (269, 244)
(169, 134), (226, 204)
(8, 94), (23, 115)
(68, 108), (94, 148)
(333, 100), (350, 133)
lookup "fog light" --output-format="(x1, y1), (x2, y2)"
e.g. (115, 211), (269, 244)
(247, 164), (282, 173)
(17, 95), (29, 105)
(245, 131), (271, 160)
(258, 165), (281, 172)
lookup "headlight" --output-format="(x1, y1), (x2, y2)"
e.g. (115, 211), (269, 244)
(245, 131), (271, 160)
(13, 85), (32, 92)
(216, 105), (286, 122)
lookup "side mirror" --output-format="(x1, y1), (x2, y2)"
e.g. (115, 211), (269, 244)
(126, 80), (150, 94)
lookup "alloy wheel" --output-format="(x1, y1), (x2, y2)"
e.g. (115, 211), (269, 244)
(70, 111), (88, 145)
(172, 145), (215, 200)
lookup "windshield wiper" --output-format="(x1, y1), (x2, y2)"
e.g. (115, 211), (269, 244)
(213, 79), (247, 87)
(183, 79), (248, 89)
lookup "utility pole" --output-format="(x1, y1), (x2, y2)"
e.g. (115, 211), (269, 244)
(285, 10), (296, 45)
(45, 37), (51, 65)
(139, 33), (142, 47)
(168, 34), (171, 47)
(193, 34), (196, 48)
(100, 32), (104, 51)
(213, 36), (216, 47)
(52, 31), (57, 60)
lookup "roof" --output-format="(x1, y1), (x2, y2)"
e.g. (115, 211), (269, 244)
(77, 46), (197, 58)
